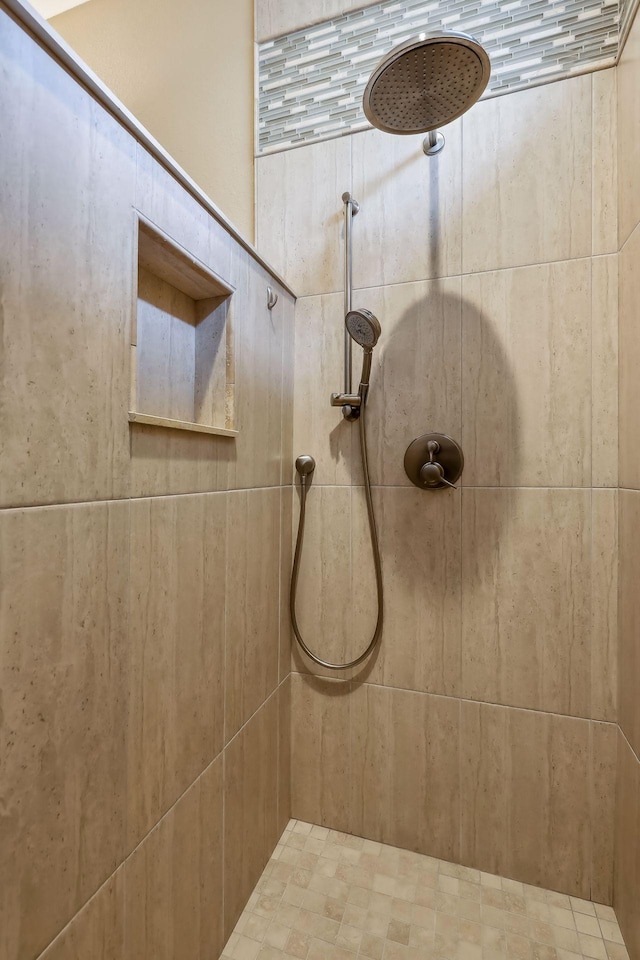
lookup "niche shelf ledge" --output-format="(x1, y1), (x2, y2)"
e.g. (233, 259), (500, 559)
(128, 411), (238, 437)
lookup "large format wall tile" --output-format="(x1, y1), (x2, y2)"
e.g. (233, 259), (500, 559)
(462, 75), (592, 273)
(290, 673), (351, 832)
(293, 295), (356, 486)
(124, 758), (224, 960)
(591, 490), (618, 723)
(461, 489), (593, 717)
(228, 256), (286, 489)
(0, 12), (134, 508)
(351, 124), (462, 288)
(592, 69), (618, 256)
(281, 291), (296, 484)
(256, 0), (366, 40)
(256, 136), (351, 296)
(460, 702), (611, 899)
(503, 708), (592, 898)
(618, 10), (640, 248)
(280, 487), (293, 681)
(353, 277), (462, 487)
(350, 683), (461, 863)
(225, 488), (281, 739)
(0, 501), (130, 960)
(591, 721), (617, 905)
(135, 144), (235, 287)
(129, 423), (231, 499)
(127, 493), (227, 847)
(615, 731), (640, 960)
(351, 486), (461, 696)
(224, 695), (279, 938)
(461, 261), (592, 487)
(39, 871), (124, 960)
(592, 255), (619, 487)
(279, 678), (292, 834)
(619, 490), (640, 758)
(619, 223), (640, 491)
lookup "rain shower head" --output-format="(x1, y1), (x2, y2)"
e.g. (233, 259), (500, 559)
(345, 308), (381, 351)
(362, 30), (490, 144)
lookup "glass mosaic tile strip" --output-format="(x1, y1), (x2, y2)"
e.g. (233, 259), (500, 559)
(258, 0), (626, 153)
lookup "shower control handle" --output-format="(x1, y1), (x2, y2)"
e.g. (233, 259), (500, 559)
(404, 433), (464, 491)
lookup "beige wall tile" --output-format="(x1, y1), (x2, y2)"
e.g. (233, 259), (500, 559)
(461, 261), (592, 487)
(225, 488), (281, 740)
(619, 223), (640, 491)
(461, 702), (608, 899)
(460, 701), (509, 876)
(351, 486), (461, 697)
(125, 757), (224, 960)
(228, 256), (285, 489)
(590, 489), (618, 723)
(350, 684), (461, 863)
(590, 721), (617, 905)
(224, 695), (279, 937)
(281, 291), (296, 484)
(0, 15), (134, 508)
(462, 76), (592, 273)
(591, 255), (619, 487)
(592, 69), (618, 256)
(461, 489), (592, 717)
(618, 490), (640, 757)
(129, 421), (231, 497)
(135, 144), (234, 286)
(0, 501), (129, 960)
(292, 295), (356, 486)
(614, 731), (640, 960)
(256, 137), (351, 296)
(256, 0), (368, 41)
(353, 277), (462, 487)
(290, 673), (351, 831)
(507, 709), (591, 898)
(280, 486), (293, 681)
(40, 871), (124, 960)
(279, 677), (292, 834)
(618, 11), (640, 248)
(127, 492), (226, 847)
(351, 124), (462, 288)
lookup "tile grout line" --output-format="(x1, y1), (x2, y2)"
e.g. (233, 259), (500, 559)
(289, 670), (619, 727)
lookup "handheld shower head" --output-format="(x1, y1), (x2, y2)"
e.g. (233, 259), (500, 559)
(346, 308), (381, 351)
(345, 308), (381, 392)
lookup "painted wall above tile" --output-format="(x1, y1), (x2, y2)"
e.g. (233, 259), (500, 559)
(258, 0), (635, 153)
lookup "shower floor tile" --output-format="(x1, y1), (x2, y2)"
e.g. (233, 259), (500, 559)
(220, 820), (628, 960)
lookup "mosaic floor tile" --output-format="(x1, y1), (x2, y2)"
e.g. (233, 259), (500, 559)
(220, 821), (629, 960)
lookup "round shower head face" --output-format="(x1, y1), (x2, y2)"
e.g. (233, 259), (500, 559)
(346, 308), (381, 350)
(363, 30), (491, 135)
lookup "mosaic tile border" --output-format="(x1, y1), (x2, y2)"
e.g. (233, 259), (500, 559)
(258, 0), (624, 154)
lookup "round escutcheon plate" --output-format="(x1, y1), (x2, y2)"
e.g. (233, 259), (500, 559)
(404, 433), (464, 490)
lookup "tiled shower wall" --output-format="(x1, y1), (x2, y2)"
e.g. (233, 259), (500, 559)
(615, 5), (640, 958)
(0, 8), (293, 960)
(256, 43), (620, 903)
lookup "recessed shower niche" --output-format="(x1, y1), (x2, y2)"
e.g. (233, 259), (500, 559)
(129, 217), (237, 436)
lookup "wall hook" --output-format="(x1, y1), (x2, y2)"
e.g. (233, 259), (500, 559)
(267, 286), (278, 310)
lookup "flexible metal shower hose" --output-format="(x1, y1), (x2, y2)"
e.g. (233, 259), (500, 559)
(290, 402), (384, 670)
